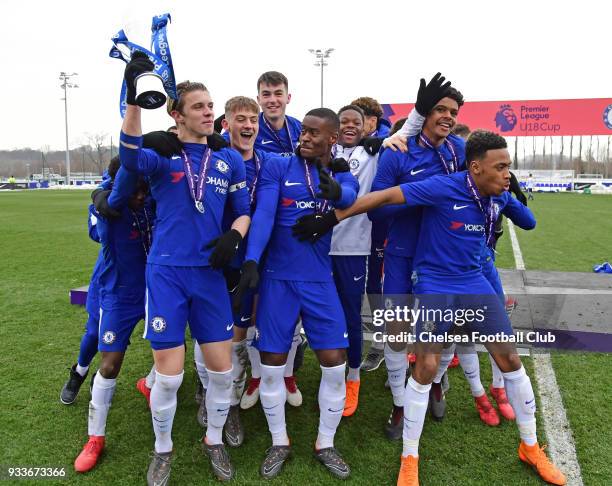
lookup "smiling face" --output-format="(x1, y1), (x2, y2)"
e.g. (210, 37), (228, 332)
(257, 82), (291, 123)
(222, 107), (259, 157)
(422, 97), (459, 143)
(171, 90), (215, 138)
(338, 109), (365, 147)
(299, 115), (338, 161)
(470, 148), (512, 196)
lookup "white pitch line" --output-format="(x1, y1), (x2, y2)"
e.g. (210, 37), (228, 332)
(506, 219), (584, 486)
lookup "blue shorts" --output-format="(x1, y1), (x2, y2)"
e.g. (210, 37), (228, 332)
(413, 273), (513, 340)
(224, 267), (256, 329)
(255, 278), (348, 353)
(85, 310), (100, 339)
(481, 250), (504, 298)
(382, 253), (414, 308)
(144, 264), (233, 345)
(99, 306), (144, 352)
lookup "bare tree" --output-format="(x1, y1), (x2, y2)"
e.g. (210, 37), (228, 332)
(85, 133), (109, 175)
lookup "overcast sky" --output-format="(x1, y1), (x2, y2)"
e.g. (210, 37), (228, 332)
(5, 0), (610, 151)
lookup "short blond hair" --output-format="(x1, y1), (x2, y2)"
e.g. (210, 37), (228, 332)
(224, 96), (260, 117)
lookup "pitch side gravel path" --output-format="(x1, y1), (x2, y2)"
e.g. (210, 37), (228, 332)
(507, 219), (584, 486)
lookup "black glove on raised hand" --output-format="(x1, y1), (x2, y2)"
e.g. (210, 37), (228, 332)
(233, 260), (259, 312)
(206, 229), (243, 269)
(509, 171), (527, 206)
(330, 157), (350, 173)
(124, 51), (155, 105)
(292, 211), (339, 243)
(316, 169), (342, 201)
(92, 188), (121, 220)
(143, 131), (183, 157)
(360, 136), (384, 156)
(415, 72), (452, 116)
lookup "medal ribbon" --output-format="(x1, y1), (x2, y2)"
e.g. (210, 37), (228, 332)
(261, 116), (295, 153)
(182, 148), (212, 212)
(466, 172), (498, 248)
(249, 152), (261, 206)
(418, 132), (458, 174)
(302, 157), (333, 214)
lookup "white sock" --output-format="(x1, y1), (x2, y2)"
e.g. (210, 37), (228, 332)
(88, 371), (116, 436)
(195, 360), (209, 390)
(503, 366), (537, 446)
(456, 344), (485, 397)
(284, 324), (302, 378)
(347, 367), (360, 382)
(145, 365), (156, 388)
(433, 345), (455, 384)
(76, 364), (89, 377)
(385, 344), (407, 407)
(402, 376), (431, 457)
(489, 354), (505, 388)
(231, 340), (247, 406)
(316, 363), (346, 450)
(205, 368), (233, 445)
(246, 326), (261, 379)
(260, 364), (289, 446)
(150, 371), (183, 453)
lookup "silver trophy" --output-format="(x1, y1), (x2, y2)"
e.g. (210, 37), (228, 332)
(116, 45), (166, 109)
(134, 71), (166, 109)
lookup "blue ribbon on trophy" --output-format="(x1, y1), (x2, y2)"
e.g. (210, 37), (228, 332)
(109, 13), (177, 117)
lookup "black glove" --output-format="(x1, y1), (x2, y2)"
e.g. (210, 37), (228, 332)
(330, 157), (350, 173)
(232, 260), (259, 312)
(316, 169), (342, 201)
(415, 72), (452, 116)
(143, 130), (183, 157)
(360, 136), (384, 155)
(292, 211), (339, 243)
(206, 229), (243, 269)
(124, 51), (155, 105)
(208, 132), (230, 151)
(509, 171), (527, 206)
(92, 188), (121, 219)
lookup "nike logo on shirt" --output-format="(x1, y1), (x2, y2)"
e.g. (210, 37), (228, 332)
(410, 169), (425, 175)
(343, 332), (349, 338)
(284, 181), (301, 186)
(261, 140), (274, 145)
(453, 204), (468, 210)
(353, 275), (365, 281)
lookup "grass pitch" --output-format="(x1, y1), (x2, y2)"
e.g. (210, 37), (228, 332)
(0, 190), (610, 485)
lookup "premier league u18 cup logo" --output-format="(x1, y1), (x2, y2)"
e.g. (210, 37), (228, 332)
(495, 104), (518, 132)
(603, 104), (612, 129)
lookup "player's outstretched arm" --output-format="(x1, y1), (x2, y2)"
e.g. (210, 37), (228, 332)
(501, 194), (536, 230)
(292, 186), (405, 242)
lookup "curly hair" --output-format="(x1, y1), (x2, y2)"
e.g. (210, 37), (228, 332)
(350, 97), (383, 120)
(465, 130), (507, 164)
(445, 87), (465, 108)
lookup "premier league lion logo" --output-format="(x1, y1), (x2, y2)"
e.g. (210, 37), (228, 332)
(495, 104), (517, 132)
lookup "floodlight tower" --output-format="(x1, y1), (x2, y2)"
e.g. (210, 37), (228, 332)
(60, 72), (79, 185)
(308, 48), (334, 107)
